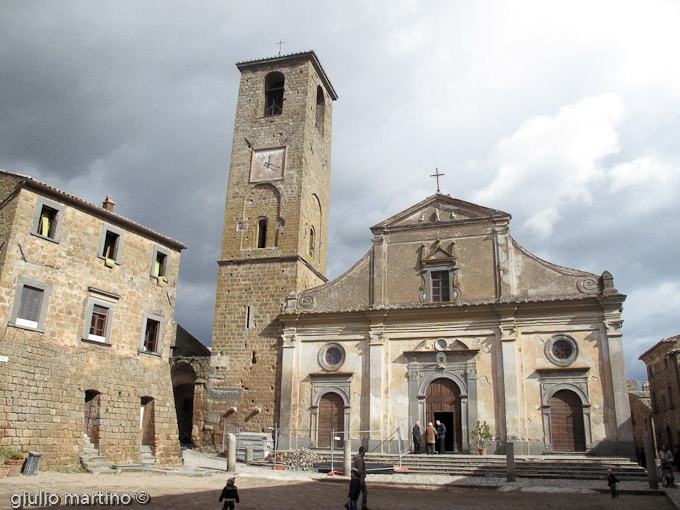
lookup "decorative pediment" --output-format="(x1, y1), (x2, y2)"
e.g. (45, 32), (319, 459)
(421, 239), (456, 265)
(370, 194), (510, 234)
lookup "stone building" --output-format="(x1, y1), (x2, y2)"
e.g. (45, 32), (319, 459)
(202, 51), (336, 446)
(0, 170), (185, 469)
(639, 334), (680, 450)
(203, 51), (634, 457)
(628, 382), (654, 457)
(170, 324), (210, 445)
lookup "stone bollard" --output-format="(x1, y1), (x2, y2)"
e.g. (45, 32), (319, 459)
(245, 446), (254, 464)
(344, 440), (352, 476)
(644, 431), (658, 489)
(226, 433), (236, 473)
(506, 441), (516, 482)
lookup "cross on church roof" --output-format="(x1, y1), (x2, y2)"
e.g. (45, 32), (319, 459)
(276, 39), (286, 56)
(430, 168), (445, 193)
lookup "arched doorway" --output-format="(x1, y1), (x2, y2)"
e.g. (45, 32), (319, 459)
(426, 378), (462, 452)
(550, 390), (586, 452)
(318, 392), (344, 448)
(172, 362), (196, 445)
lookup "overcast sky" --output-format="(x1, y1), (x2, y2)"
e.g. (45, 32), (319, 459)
(2, 0), (678, 383)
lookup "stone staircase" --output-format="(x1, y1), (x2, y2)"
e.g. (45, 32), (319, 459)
(312, 451), (648, 481)
(80, 435), (117, 474)
(140, 445), (157, 468)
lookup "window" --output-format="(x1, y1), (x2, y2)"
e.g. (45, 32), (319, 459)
(31, 197), (64, 242)
(317, 343), (346, 372)
(139, 312), (165, 355)
(315, 86), (325, 134)
(431, 271), (450, 302)
(98, 225), (124, 266)
(150, 245), (170, 282)
(309, 226), (315, 258)
(257, 218), (267, 248)
(264, 72), (284, 116)
(83, 293), (117, 344)
(10, 278), (51, 331)
(545, 334), (579, 367)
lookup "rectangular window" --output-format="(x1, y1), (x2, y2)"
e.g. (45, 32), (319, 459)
(98, 225), (124, 266)
(144, 319), (160, 353)
(431, 271), (450, 302)
(139, 312), (165, 356)
(10, 278), (51, 331)
(150, 245), (170, 282)
(31, 197), (65, 242)
(17, 286), (43, 328)
(82, 293), (117, 344)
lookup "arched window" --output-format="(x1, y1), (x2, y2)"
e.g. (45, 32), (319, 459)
(315, 86), (325, 134)
(309, 226), (315, 258)
(264, 72), (284, 117)
(257, 218), (267, 248)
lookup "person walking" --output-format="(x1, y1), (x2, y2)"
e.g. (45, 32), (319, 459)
(412, 422), (422, 454)
(607, 469), (619, 498)
(345, 467), (361, 510)
(218, 477), (240, 510)
(353, 446), (369, 510)
(425, 422), (437, 455)
(436, 419), (447, 454)
(659, 444), (675, 487)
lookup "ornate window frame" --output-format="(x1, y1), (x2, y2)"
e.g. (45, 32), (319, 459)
(317, 342), (346, 372)
(545, 334), (579, 367)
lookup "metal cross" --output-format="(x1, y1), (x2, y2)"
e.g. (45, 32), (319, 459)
(276, 39), (286, 56)
(430, 168), (445, 193)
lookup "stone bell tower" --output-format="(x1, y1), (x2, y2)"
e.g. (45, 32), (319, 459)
(202, 51), (337, 445)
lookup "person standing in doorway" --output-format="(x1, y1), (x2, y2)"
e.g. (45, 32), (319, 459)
(425, 422), (437, 455)
(412, 422), (421, 454)
(436, 419), (447, 454)
(353, 446), (369, 510)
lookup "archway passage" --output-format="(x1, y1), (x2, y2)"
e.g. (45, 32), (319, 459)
(426, 378), (462, 452)
(550, 390), (586, 452)
(172, 362), (197, 445)
(318, 392), (344, 448)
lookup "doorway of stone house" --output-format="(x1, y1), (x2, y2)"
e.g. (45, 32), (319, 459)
(140, 396), (155, 447)
(84, 390), (101, 448)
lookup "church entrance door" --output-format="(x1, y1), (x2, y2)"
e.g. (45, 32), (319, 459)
(318, 392), (344, 448)
(426, 378), (462, 452)
(550, 390), (586, 452)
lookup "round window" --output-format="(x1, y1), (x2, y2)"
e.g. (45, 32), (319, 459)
(318, 343), (346, 372)
(545, 335), (578, 367)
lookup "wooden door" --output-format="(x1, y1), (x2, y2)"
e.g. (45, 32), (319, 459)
(426, 378), (462, 451)
(318, 393), (344, 448)
(550, 390), (586, 452)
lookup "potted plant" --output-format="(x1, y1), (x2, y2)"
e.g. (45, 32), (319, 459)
(470, 421), (493, 455)
(1, 447), (25, 476)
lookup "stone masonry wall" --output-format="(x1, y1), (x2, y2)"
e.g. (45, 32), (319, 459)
(0, 182), (183, 468)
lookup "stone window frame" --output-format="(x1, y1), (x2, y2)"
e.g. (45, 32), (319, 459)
(421, 260), (459, 304)
(317, 342), (346, 372)
(82, 291), (118, 345)
(544, 334), (579, 367)
(150, 245), (171, 282)
(9, 277), (51, 333)
(138, 312), (166, 357)
(97, 224), (124, 266)
(31, 197), (65, 243)
(263, 71), (285, 117)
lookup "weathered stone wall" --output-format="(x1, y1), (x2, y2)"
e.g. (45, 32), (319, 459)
(0, 178), (183, 468)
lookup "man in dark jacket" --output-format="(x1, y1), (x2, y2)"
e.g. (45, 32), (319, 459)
(219, 477), (240, 510)
(412, 422), (421, 454)
(436, 420), (447, 454)
(352, 446), (369, 510)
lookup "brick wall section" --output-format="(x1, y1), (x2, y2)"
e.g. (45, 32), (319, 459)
(0, 175), (184, 469)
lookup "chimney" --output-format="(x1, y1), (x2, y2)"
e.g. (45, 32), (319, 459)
(102, 195), (115, 212)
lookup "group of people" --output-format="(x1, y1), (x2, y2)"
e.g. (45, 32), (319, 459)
(412, 420), (447, 454)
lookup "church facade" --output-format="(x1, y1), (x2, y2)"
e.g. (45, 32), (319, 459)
(204, 51), (634, 457)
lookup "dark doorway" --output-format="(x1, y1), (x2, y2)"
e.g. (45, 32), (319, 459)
(434, 412), (455, 452)
(84, 390), (101, 447)
(140, 396), (155, 447)
(426, 378), (462, 452)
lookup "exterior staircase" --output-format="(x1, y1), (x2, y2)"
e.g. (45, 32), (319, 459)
(140, 445), (157, 468)
(80, 435), (117, 474)
(312, 451), (648, 481)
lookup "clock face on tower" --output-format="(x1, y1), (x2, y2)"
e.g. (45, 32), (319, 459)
(250, 146), (286, 182)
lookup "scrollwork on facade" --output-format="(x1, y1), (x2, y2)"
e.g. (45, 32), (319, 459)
(576, 276), (598, 294)
(298, 293), (314, 309)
